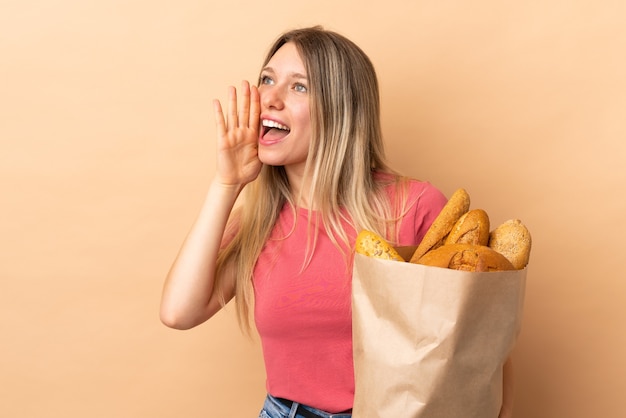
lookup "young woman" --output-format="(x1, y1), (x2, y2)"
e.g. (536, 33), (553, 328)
(160, 26), (513, 418)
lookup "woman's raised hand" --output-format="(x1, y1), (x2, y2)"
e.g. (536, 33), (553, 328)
(213, 80), (262, 187)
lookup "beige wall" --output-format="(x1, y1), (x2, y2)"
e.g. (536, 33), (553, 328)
(2, 1), (624, 417)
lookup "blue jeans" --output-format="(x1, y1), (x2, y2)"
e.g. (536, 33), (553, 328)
(258, 394), (352, 418)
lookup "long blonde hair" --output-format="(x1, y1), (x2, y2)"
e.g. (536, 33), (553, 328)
(216, 26), (407, 330)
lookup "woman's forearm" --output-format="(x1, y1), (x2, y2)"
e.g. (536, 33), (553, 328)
(159, 178), (243, 329)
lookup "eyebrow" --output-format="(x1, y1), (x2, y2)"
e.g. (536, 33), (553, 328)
(261, 66), (308, 80)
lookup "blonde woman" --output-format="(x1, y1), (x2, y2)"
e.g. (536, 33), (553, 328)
(161, 27), (512, 418)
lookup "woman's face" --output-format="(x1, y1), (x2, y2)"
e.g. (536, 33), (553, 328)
(257, 42), (312, 176)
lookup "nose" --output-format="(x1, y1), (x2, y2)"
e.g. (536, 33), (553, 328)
(260, 86), (285, 110)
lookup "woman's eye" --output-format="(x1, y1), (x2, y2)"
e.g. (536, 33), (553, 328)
(260, 75), (274, 85)
(294, 83), (308, 93)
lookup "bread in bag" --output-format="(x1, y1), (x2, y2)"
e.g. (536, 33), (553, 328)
(409, 188), (470, 263)
(488, 219), (532, 269)
(445, 208), (490, 246)
(415, 243), (515, 272)
(355, 230), (404, 261)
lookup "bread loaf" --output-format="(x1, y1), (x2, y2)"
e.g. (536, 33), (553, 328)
(355, 230), (404, 261)
(409, 188), (470, 263)
(488, 219), (532, 269)
(415, 243), (515, 272)
(445, 208), (490, 246)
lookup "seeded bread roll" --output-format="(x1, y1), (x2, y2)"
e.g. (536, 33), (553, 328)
(355, 230), (405, 261)
(415, 243), (515, 272)
(409, 188), (470, 263)
(488, 219), (532, 269)
(445, 209), (490, 246)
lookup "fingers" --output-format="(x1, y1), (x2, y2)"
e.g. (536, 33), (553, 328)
(213, 99), (226, 136)
(226, 85), (238, 131)
(237, 81), (260, 129)
(249, 84), (260, 129)
(239, 80), (251, 127)
(214, 80), (260, 137)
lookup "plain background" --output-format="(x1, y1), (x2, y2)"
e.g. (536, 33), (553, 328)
(2, 1), (625, 417)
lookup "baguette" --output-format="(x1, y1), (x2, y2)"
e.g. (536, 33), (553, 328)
(409, 188), (470, 263)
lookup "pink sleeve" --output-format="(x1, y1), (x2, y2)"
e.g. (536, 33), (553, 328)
(397, 180), (448, 246)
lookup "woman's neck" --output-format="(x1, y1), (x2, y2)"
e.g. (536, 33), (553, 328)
(285, 165), (314, 210)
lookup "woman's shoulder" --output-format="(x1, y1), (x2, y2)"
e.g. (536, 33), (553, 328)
(374, 171), (447, 205)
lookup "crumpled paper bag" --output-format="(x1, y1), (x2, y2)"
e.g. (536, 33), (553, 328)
(352, 249), (526, 417)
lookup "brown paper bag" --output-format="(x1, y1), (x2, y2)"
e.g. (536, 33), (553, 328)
(352, 249), (527, 418)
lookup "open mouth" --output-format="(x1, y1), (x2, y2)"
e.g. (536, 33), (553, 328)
(261, 119), (291, 137)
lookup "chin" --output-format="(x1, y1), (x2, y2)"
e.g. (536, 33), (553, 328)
(258, 152), (285, 167)
(258, 147), (308, 169)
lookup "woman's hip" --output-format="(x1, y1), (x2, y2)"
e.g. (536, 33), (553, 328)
(258, 394), (351, 418)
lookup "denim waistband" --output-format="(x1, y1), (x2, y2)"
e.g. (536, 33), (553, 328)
(262, 394), (352, 418)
